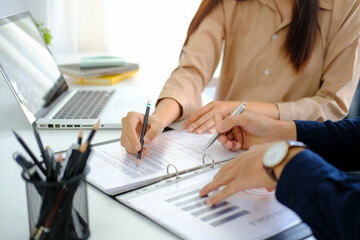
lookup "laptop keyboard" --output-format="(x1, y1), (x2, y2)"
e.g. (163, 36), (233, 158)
(53, 90), (114, 119)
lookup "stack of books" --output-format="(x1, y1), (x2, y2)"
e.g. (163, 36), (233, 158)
(60, 56), (140, 85)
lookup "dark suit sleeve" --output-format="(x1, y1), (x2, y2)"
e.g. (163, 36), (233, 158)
(294, 117), (360, 171)
(276, 150), (360, 240)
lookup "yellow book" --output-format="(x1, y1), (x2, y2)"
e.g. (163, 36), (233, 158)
(74, 70), (138, 85)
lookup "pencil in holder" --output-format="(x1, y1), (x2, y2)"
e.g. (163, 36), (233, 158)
(23, 167), (90, 240)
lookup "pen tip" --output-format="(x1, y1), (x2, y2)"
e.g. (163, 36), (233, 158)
(203, 144), (209, 152)
(136, 159), (140, 166)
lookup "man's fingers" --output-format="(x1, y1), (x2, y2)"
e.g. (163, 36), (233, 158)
(200, 170), (234, 197)
(232, 127), (243, 143)
(206, 183), (238, 206)
(230, 141), (241, 151)
(226, 132), (234, 141)
(218, 134), (228, 145)
(219, 113), (251, 133)
(200, 161), (239, 197)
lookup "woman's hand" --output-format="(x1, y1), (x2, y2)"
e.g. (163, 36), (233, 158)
(182, 101), (281, 135)
(121, 112), (167, 156)
(120, 98), (182, 157)
(214, 109), (296, 150)
(199, 143), (277, 206)
(182, 101), (241, 134)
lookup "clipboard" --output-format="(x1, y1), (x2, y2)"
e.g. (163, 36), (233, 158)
(116, 161), (314, 240)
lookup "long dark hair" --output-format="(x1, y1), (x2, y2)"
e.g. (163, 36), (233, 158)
(183, 0), (320, 72)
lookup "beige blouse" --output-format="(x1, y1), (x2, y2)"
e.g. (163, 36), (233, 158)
(158, 0), (360, 121)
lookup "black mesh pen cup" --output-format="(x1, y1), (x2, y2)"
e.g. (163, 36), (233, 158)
(22, 167), (90, 240)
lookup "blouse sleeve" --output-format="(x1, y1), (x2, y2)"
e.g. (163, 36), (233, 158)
(156, 2), (226, 119)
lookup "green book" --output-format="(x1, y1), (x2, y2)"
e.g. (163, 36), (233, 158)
(79, 56), (126, 68)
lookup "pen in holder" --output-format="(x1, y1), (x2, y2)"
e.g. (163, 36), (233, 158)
(23, 168), (90, 240)
(13, 122), (99, 240)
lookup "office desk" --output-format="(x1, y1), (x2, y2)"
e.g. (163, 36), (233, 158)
(0, 56), (180, 239)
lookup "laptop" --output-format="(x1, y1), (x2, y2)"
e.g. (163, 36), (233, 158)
(0, 11), (149, 129)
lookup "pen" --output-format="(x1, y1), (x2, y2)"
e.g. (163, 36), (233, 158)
(12, 130), (47, 175)
(45, 145), (54, 180)
(32, 125), (51, 171)
(53, 153), (63, 180)
(73, 142), (90, 175)
(13, 151), (34, 170)
(13, 152), (43, 181)
(136, 100), (151, 166)
(77, 128), (83, 145)
(85, 121), (100, 145)
(203, 101), (247, 152)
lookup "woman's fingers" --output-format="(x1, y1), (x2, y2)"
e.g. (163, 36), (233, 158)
(183, 104), (212, 130)
(143, 119), (165, 144)
(187, 111), (215, 134)
(121, 112), (143, 154)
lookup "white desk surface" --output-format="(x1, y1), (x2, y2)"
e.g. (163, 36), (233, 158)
(0, 56), (181, 239)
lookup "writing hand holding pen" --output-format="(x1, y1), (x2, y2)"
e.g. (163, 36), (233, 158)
(136, 101), (151, 166)
(203, 102), (246, 152)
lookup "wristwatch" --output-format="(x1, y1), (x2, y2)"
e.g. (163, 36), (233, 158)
(263, 140), (307, 182)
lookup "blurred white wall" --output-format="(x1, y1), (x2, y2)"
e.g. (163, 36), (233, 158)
(0, 0), (48, 25)
(1, 0), (201, 76)
(102, 0), (201, 65)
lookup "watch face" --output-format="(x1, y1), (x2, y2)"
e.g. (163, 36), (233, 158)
(263, 141), (288, 167)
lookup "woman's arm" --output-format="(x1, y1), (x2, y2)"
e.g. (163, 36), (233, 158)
(157, 2), (225, 120)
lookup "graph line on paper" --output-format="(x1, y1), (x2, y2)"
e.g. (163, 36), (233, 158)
(164, 189), (249, 227)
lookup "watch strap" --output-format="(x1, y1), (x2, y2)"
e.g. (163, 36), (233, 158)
(263, 165), (278, 182)
(285, 140), (308, 149)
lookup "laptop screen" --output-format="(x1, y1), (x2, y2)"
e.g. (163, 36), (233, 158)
(0, 12), (68, 122)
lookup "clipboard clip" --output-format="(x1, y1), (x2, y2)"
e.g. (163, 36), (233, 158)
(202, 153), (215, 168)
(166, 164), (179, 179)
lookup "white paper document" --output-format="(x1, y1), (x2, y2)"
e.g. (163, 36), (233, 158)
(119, 168), (301, 240)
(86, 130), (241, 195)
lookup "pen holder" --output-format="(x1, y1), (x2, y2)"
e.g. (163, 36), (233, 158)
(22, 167), (90, 240)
